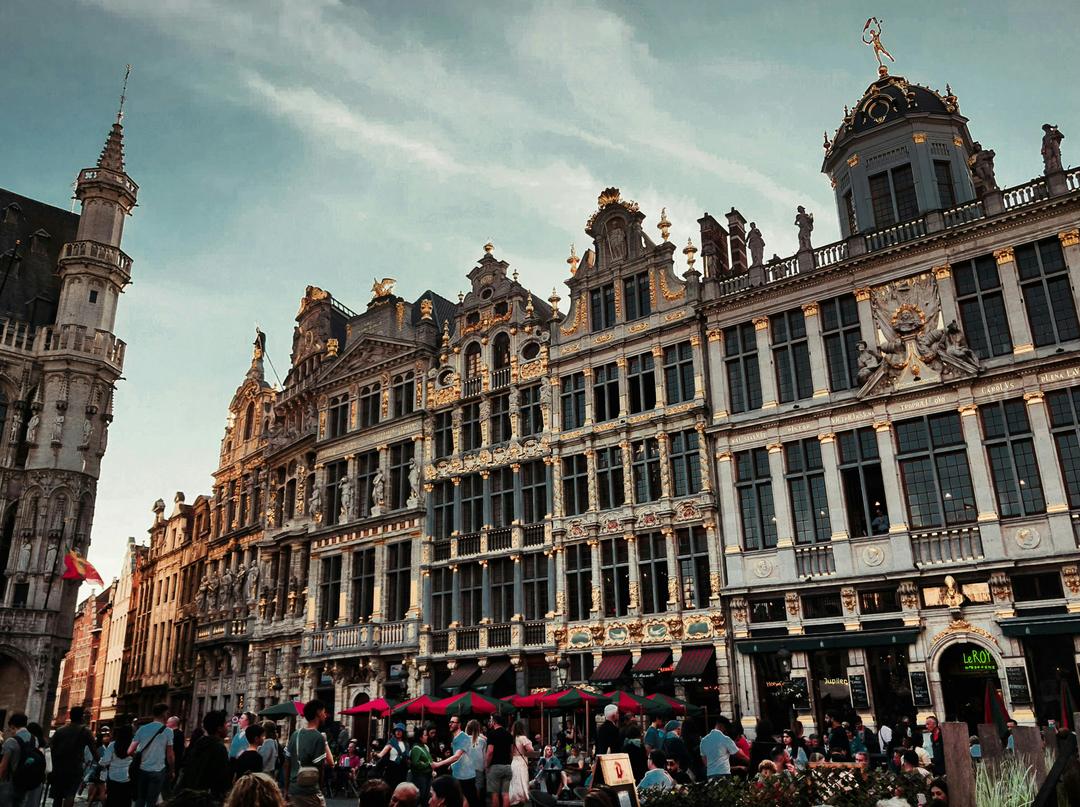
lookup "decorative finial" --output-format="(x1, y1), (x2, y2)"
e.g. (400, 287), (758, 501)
(566, 243), (579, 276)
(420, 298), (433, 320)
(483, 240), (494, 254)
(945, 83), (952, 96)
(862, 17), (894, 77)
(458, 290), (464, 303)
(683, 237), (698, 270)
(371, 277), (396, 300)
(823, 131), (831, 150)
(512, 268), (519, 282)
(657, 208), (672, 242)
(525, 295), (534, 316)
(117, 64), (132, 123)
(548, 287), (561, 315)
(441, 320), (450, 347)
(326, 338), (339, 357)
(597, 187), (621, 207)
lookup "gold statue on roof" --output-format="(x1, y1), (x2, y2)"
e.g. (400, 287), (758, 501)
(371, 277), (396, 299)
(862, 17), (894, 76)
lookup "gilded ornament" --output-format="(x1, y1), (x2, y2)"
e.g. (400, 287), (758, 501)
(752, 316), (769, 331)
(932, 264), (951, 279)
(657, 208), (672, 242)
(897, 581), (918, 609)
(1059, 229), (1080, 248)
(1063, 565), (1080, 595)
(659, 267), (687, 301)
(931, 619), (999, 648)
(840, 587), (857, 613)
(988, 572), (1013, 603)
(994, 247), (1015, 265)
(785, 592), (800, 617)
(371, 277), (396, 299)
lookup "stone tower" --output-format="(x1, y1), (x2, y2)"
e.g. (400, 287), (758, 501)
(0, 106), (136, 724)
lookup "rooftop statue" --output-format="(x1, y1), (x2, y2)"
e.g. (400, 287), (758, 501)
(969, 142), (998, 195)
(747, 222), (765, 268)
(795, 206), (814, 252)
(1042, 124), (1064, 174)
(862, 17), (894, 76)
(371, 277), (396, 299)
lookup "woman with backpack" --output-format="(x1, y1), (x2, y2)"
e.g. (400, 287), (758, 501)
(376, 724), (410, 789)
(99, 725), (134, 807)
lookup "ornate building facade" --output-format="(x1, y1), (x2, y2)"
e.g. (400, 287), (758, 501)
(0, 107), (136, 725)
(136, 55), (1080, 734)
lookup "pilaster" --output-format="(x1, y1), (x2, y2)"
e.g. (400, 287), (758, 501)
(818, 433), (853, 575)
(993, 247), (1034, 355)
(753, 317), (778, 409)
(705, 328), (728, 420)
(802, 303), (830, 399)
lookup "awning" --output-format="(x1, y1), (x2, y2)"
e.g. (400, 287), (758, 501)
(441, 662), (480, 692)
(631, 650), (671, 679)
(589, 654), (631, 684)
(674, 646), (715, 683)
(1000, 613), (1080, 638)
(473, 660), (513, 689)
(736, 628), (920, 654)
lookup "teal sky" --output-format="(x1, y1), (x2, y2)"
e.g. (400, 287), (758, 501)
(3, 0), (1078, 584)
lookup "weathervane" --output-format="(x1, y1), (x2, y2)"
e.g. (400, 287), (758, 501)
(862, 18), (894, 76)
(118, 64), (132, 122)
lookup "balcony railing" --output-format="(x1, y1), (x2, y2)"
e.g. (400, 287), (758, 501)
(432, 630), (449, 653)
(458, 532), (481, 557)
(489, 527), (513, 551)
(911, 525), (984, 566)
(864, 217), (927, 252)
(524, 621), (547, 646)
(433, 540), (451, 562)
(1003, 178), (1049, 210)
(1067, 168), (1080, 193)
(307, 620), (413, 656)
(942, 199), (985, 229)
(463, 377), (482, 398)
(60, 240), (133, 274)
(491, 366), (511, 390)
(488, 624), (512, 648)
(523, 524), (546, 547)
(813, 240), (848, 269)
(766, 255), (800, 283)
(794, 544), (836, 577)
(457, 627), (480, 651)
(0, 318), (36, 353)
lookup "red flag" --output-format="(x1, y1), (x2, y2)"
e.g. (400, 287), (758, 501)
(62, 550), (104, 586)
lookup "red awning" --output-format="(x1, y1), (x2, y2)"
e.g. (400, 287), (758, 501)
(589, 653), (631, 684)
(632, 650), (671, 677)
(473, 660), (512, 688)
(673, 646), (715, 683)
(442, 662), (480, 691)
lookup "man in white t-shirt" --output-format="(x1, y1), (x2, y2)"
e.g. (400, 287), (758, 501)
(698, 716), (743, 778)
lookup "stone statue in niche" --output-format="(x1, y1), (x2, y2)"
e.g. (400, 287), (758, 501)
(79, 420), (94, 449)
(233, 564), (247, 604)
(51, 415), (64, 444)
(1042, 123), (1064, 174)
(26, 413), (39, 444)
(795, 206), (814, 252)
(45, 535), (60, 574)
(855, 341), (882, 385)
(370, 467), (386, 516)
(17, 535), (32, 572)
(606, 221), (628, 262)
(197, 576), (209, 614)
(747, 222), (765, 268)
(308, 482), (322, 521)
(220, 567), (233, 607)
(246, 559), (260, 602)
(9, 411), (22, 444)
(406, 456), (420, 508)
(969, 142), (998, 194)
(206, 577), (219, 610)
(339, 474), (353, 521)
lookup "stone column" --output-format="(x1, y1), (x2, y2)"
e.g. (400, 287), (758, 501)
(695, 422), (713, 493)
(452, 476), (463, 534)
(663, 527), (679, 609)
(511, 463), (524, 527)
(1023, 391), (1072, 520)
(818, 432), (853, 576)
(958, 403), (1006, 560)
(854, 287), (876, 349)
(616, 356), (629, 418)
(703, 518), (723, 602)
(553, 547), (566, 616)
(547, 552), (557, 614)
(767, 443), (796, 580)
(589, 538), (602, 617)
(371, 541), (386, 621)
(656, 431), (672, 499)
(582, 367), (594, 425)
(450, 565), (461, 625)
(584, 449), (598, 512)
(513, 555), (524, 619)
(705, 328), (728, 420)
(753, 316), (778, 409)
(992, 247), (1035, 356)
(481, 470), (492, 530)
(480, 560), (491, 620)
(801, 303), (830, 399)
(933, 264), (960, 328)
(338, 550), (352, 625)
(625, 533), (641, 616)
(1058, 229), (1080, 321)
(651, 346), (666, 407)
(716, 451), (745, 587)
(873, 421), (909, 533)
(620, 441), (635, 505)
(690, 333), (705, 399)
(407, 534), (422, 619)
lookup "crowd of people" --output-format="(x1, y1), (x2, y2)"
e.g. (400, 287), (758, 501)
(0, 701), (1059, 807)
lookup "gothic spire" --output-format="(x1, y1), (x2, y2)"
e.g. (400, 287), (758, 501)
(97, 65), (131, 173)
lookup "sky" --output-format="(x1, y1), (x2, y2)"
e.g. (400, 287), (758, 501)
(2, 0), (1079, 585)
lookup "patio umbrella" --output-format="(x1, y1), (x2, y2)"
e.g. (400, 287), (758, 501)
(341, 698), (395, 716)
(983, 680), (1011, 738)
(258, 700), (305, 718)
(429, 692), (515, 716)
(540, 688), (610, 753)
(391, 695), (437, 719)
(502, 693), (545, 709)
(645, 693), (704, 717)
(604, 690), (667, 716)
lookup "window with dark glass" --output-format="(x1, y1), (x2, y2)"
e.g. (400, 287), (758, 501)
(392, 373), (415, 418)
(859, 589), (900, 614)
(677, 526), (711, 609)
(491, 466), (515, 527)
(464, 342), (482, 379)
(359, 384), (380, 428)
(460, 473), (484, 532)
(895, 412), (977, 529)
(785, 438), (831, 544)
(736, 447), (777, 550)
(561, 372), (586, 430)
(838, 427), (889, 538)
(934, 161), (956, 209)
(1012, 572), (1065, 602)
(328, 395), (349, 438)
(821, 294), (862, 391)
(980, 399), (1046, 518)
(522, 553), (549, 620)
(387, 540), (412, 617)
(460, 562), (482, 626)
(565, 543), (592, 621)
(1047, 388), (1080, 508)
(433, 480), (454, 539)
(324, 459), (347, 526)
(568, 652), (594, 683)
(663, 341), (695, 404)
(750, 597), (785, 622)
(355, 450), (379, 518)
(600, 538), (630, 618)
(461, 402), (481, 450)
(725, 322), (762, 413)
(430, 567), (452, 629)
(623, 271), (651, 321)
(519, 385), (543, 436)
(590, 283), (616, 331)
(953, 255), (1013, 358)
(669, 429), (701, 497)
(593, 363), (620, 422)
(632, 438), (661, 503)
(389, 440), (414, 510)
(434, 412), (453, 458)
(868, 163), (918, 229)
(562, 454), (589, 516)
(802, 592), (843, 619)
(491, 332), (511, 372)
(351, 548), (375, 622)
(1016, 237), (1080, 346)
(490, 558), (514, 623)
(319, 555), (342, 625)
(637, 532), (669, 615)
(772, 308), (814, 403)
(490, 393), (511, 444)
(843, 190), (857, 234)
(627, 353), (656, 414)
(596, 446), (625, 510)
(522, 460), (547, 524)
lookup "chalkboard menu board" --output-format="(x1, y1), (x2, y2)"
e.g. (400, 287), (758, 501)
(849, 674), (870, 710)
(789, 675), (811, 710)
(1006, 667), (1031, 705)
(910, 671), (932, 707)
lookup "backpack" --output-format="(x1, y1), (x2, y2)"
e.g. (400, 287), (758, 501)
(129, 724), (167, 781)
(12, 736), (47, 792)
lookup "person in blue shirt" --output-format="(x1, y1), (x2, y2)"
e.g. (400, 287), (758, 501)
(230, 712), (258, 759)
(699, 716), (743, 778)
(128, 704), (174, 807)
(432, 716), (477, 807)
(643, 716), (666, 754)
(637, 750), (674, 793)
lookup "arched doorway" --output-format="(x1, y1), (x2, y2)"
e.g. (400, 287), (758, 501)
(350, 691), (370, 742)
(938, 642), (999, 732)
(0, 652), (31, 727)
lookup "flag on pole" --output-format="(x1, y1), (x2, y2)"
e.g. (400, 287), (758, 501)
(62, 550), (104, 586)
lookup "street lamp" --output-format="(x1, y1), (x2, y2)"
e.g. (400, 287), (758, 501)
(777, 648), (792, 676)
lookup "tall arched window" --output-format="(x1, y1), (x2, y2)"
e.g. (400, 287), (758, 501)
(492, 333), (511, 370)
(464, 342), (482, 379)
(243, 401), (255, 440)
